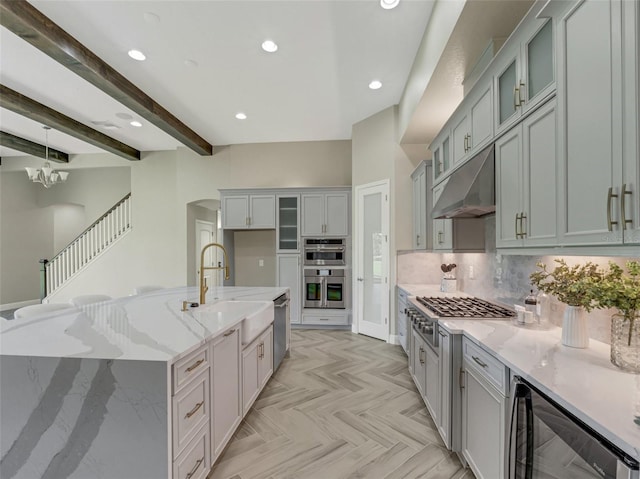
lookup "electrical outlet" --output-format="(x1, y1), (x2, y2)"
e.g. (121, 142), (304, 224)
(259, 259), (264, 267)
(468, 265), (475, 279)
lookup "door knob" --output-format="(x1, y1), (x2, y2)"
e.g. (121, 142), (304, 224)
(357, 277), (364, 282)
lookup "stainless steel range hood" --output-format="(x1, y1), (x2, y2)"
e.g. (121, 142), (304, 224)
(432, 143), (495, 219)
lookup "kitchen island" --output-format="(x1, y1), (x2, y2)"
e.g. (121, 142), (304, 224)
(0, 286), (287, 479)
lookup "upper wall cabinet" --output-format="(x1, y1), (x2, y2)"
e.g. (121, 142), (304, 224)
(451, 85), (493, 167)
(557, 0), (639, 246)
(432, 133), (451, 184)
(412, 161), (432, 250)
(301, 192), (349, 237)
(496, 99), (558, 248)
(222, 194), (276, 229)
(495, 16), (555, 136)
(276, 195), (300, 252)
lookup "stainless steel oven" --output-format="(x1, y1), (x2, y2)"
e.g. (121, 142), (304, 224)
(303, 268), (346, 309)
(303, 238), (346, 266)
(509, 376), (639, 479)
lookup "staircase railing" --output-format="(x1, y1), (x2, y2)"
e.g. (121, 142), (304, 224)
(41, 193), (132, 299)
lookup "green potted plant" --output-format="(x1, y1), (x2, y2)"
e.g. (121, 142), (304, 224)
(529, 259), (601, 348)
(592, 260), (640, 373)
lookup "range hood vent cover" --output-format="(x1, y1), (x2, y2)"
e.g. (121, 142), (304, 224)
(432, 143), (495, 219)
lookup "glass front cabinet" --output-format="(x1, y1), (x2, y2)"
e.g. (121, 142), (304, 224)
(276, 195), (300, 253)
(495, 17), (555, 135)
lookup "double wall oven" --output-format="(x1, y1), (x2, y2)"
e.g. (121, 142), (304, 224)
(303, 238), (348, 309)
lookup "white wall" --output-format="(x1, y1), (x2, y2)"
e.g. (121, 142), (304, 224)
(52, 204), (85, 252)
(0, 172), (53, 304)
(397, 0), (465, 140)
(352, 105), (420, 335)
(42, 140), (352, 302)
(0, 165), (130, 306)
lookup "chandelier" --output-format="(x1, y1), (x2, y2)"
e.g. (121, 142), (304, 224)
(24, 126), (69, 188)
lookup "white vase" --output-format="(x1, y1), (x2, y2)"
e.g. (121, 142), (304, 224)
(561, 305), (589, 348)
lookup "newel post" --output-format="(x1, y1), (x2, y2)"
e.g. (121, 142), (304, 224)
(39, 259), (49, 302)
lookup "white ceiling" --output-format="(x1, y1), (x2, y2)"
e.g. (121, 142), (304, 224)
(0, 0), (438, 158)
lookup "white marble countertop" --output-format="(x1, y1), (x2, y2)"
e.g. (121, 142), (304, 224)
(0, 286), (287, 363)
(439, 319), (640, 462)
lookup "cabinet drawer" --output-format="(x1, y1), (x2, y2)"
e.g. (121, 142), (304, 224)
(173, 346), (209, 394)
(173, 370), (210, 458)
(302, 312), (349, 325)
(173, 422), (210, 479)
(463, 339), (508, 395)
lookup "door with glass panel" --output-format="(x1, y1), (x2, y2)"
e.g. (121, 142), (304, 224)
(354, 181), (389, 341)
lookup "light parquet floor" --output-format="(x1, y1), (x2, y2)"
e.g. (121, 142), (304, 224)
(209, 330), (475, 479)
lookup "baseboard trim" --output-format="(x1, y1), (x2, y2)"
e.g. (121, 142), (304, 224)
(0, 299), (39, 312)
(389, 334), (401, 345)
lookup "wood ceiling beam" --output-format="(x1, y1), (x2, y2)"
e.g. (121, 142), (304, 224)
(0, 85), (141, 161)
(0, 130), (69, 163)
(0, 0), (214, 156)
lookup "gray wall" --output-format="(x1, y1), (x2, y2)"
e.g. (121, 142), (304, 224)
(0, 167), (130, 305)
(233, 230), (276, 287)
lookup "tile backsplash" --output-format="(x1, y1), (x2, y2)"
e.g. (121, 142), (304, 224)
(397, 220), (636, 345)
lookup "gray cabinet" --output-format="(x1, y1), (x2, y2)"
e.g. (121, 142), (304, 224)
(277, 195), (300, 252)
(241, 326), (273, 416)
(496, 98), (558, 248)
(222, 194), (275, 229)
(396, 287), (409, 354)
(277, 255), (300, 324)
(558, 0), (639, 246)
(450, 85), (493, 168)
(495, 16), (555, 135)
(301, 192), (349, 236)
(210, 327), (241, 459)
(432, 135), (451, 183)
(461, 337), (509, 479)
(411, 161), (432, 250)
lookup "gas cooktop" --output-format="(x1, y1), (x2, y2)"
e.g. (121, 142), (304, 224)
(416, 296), (515, 319)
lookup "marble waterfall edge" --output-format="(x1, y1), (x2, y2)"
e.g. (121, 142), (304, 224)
(0, 356), (168, 479)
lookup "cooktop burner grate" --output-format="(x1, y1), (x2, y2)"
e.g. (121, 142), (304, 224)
(416, 296), (516, 318)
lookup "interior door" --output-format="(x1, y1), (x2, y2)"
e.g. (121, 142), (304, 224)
(196, 220), (215, 288)
(354, 181), (389, 341)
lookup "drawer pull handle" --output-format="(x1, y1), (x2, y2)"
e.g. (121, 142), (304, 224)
(607, 187), (619, 231)
(185, 401), (204, 419)
(185, 359), (204, 373)
(472, 356), (488, 368)
(223, 328), (236, 337)
(186, 457), (204, 479)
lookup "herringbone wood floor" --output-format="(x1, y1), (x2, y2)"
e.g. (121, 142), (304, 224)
(209, 330), (474, 479)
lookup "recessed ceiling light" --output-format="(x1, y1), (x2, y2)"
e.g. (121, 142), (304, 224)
(130, 121), (143, 127)
(380, 0), (400, 9)
(235, 113), (247, 120)
(261, 40), (278, 53)
(116, 112), (133, 120)
(128, 49), (146, 61)
(369, 80), (383, 90)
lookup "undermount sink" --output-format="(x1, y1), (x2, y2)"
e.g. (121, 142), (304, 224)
(206, 300), (274, 345)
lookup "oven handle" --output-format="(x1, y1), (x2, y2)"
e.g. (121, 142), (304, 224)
(321, 277), (327, 308)
(305, 246), (346, 251)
